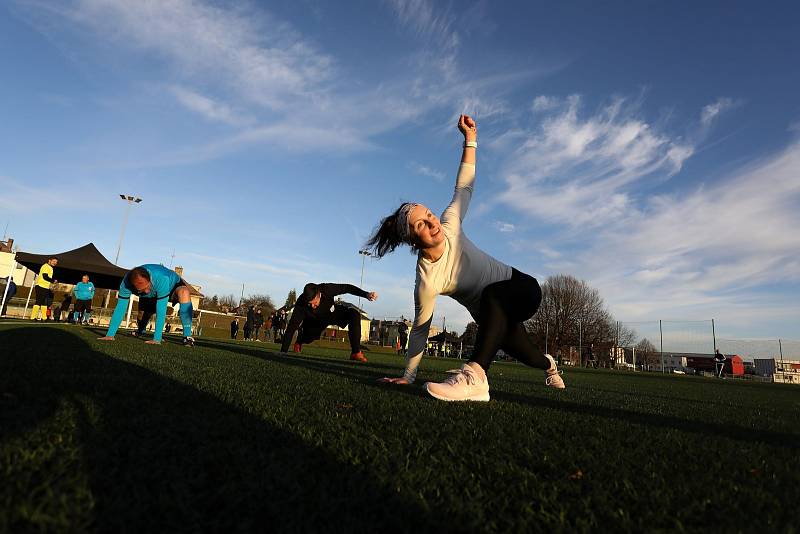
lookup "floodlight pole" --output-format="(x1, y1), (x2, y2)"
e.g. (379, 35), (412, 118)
(659, 319), (664, 373)
(115, 194), (143, 265)
(711, 318), (716, 354)
(105, 194), (142, 308)
(545, 322), (549, 354)
(358, 249), (371, 308)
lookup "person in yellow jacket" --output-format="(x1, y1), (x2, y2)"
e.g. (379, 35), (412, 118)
(31, 257), (58, 321)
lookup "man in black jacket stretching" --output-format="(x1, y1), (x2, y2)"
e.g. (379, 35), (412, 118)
(282, 282), (378, 362)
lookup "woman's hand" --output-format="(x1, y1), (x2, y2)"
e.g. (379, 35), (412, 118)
(367, 291), (378, 302)
(145, 340), (161, 345)
(377, 376), (410, 385)
(97, 336), (114, 341)
(458, 114), (477, 141)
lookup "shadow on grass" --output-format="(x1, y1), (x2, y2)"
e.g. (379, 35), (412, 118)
(192, 337), (800, 450)
(193, 338), (429, 399)
(491, 390), (800, 450)
(0, 326), (439, 532)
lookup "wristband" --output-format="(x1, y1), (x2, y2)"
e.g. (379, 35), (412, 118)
(463, 140), (477, 149)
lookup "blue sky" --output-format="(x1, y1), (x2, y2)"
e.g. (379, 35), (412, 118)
(1, 0), (799, 340)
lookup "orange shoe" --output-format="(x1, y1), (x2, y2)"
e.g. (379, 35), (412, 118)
(350, 351), (367, 363)
(293, 343), (302, 353)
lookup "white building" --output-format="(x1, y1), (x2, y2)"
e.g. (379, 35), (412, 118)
(754, 358), (800, 385)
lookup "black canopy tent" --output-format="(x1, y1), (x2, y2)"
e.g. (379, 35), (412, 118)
(14, 243), (128, 290)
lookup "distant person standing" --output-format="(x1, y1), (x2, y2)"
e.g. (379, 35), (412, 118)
(231, 318), (239, 340)
(243, 319), (252, 341)
(263, 314), (273, 342)
(714, 349), (726, 378)
(271, 311), (282, 343)
(1, 276), (16, 316)
(72, 274), (96, 325)
(253, 309), (264, 341)
(30, 257), (58, 321)
(586, 344), (597, 369)
(398, 321), (408, 355)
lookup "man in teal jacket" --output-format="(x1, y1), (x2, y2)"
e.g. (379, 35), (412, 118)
(98, 264), (195, 346)
(72, 274), (96, 324)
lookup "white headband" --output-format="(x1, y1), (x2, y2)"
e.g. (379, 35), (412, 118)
(396, 203), (419, 242)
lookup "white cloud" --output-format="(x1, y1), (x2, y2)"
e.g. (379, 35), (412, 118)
(531, 95), (558, 112)
(497, 94), (695, 227)
(700, 97), (738, 127)
(169, 86), (250, 126)
(412, 163), (445, 181)
(575, 141), (800, 330)
(67, 0), (333, 110)
(387, 0), (456, 46)
(493, 221), (515, 233)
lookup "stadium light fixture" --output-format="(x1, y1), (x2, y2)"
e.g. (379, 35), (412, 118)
(358, 249), (372, 308)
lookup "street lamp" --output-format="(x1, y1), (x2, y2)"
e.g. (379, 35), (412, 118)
(358, 249), (372, 308)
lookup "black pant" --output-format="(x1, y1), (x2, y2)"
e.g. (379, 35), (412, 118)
(470, 269), (548, 372)
(298, 306), (362, 353)
(252, 325), (261, 339)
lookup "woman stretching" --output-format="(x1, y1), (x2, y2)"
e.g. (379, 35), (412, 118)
(367, 115), (565, 401)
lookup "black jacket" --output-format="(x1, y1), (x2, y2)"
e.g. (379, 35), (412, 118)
(281, 283), (368, 352)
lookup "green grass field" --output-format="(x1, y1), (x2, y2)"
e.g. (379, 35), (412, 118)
(1, 321), (798, 532)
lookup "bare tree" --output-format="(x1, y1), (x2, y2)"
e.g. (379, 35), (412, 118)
(526, 274), (613, 349)
(636, 338), (660, 369)
(460, 321), (478, 346)
(283, 289), (297, 309)
(240, 294), (275, 314)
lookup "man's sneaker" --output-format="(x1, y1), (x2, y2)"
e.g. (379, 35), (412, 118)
(293, 342), (302, 353)
(425, 362), (490, 402)
(131, 331), (143, 338)
(183, 336), (195, 347)
(544, 354), (566, 389)
(350, 351), (367, 363)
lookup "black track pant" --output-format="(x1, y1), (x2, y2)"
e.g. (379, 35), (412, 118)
(298, 306), (362, 353)
(470, 269), (548, 372)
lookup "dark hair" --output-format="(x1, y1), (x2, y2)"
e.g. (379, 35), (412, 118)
(129, 266), (151, 281)
(301, 283), (319, 303)
(49, 256), (59, 261)
(365, 203), (415, 258)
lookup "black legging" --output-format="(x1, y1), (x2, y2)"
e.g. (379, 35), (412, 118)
(470, 269), (548, 371)
(298, 306), (362, 353)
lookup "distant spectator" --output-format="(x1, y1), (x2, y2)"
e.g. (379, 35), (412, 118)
(231, 318), (239, 340)
(165, 322), (172, 333)
(398, 321), (408, 355)
(243, 320), (252, 341)
(264, 315), (273, 342)
(587, 344), (597, 369)
(72, 274), (96, 325)
(1, 276), (16, 316)
(31, 257), (58, 321)
(556, 348), (563, 366)
(253, 309), (264, 341)
(714, 349), (726, 378)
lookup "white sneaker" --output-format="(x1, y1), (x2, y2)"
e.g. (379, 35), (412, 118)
(544, 354), (566, 389)
(425, 362), (490, 402)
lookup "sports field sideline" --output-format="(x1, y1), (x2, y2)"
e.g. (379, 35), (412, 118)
(1, 322), (798, 532)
